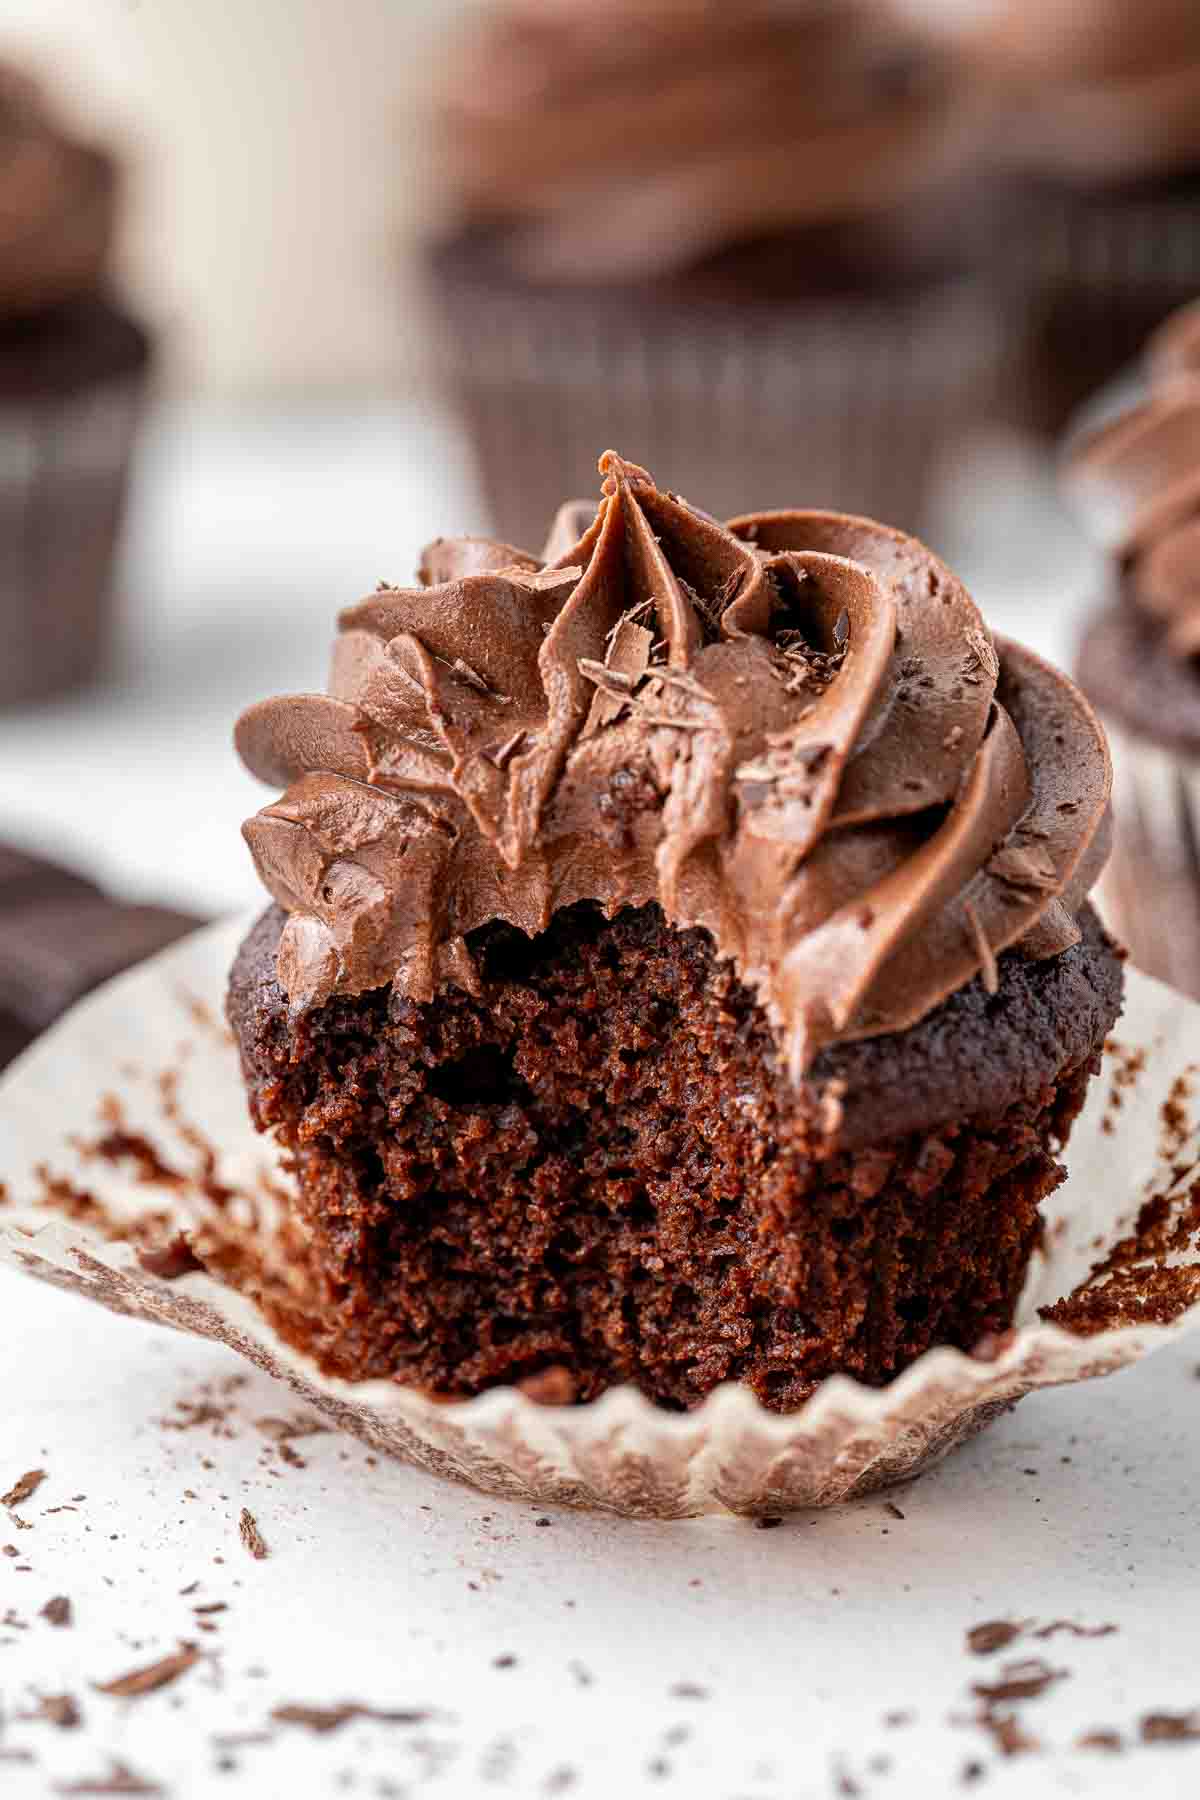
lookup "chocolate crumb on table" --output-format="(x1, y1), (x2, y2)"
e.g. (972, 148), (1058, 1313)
(93, 1644), (200, 1698)
(40, 1594), (72, 1627)
(238, 1508), (269, 1560)
(52, 1756), (165, 1795)
(1140, 1711), (1200, 1743)
(2, 1467), (46, 1507)
(971, 1658), (1065, 1705)
(1077, 1729), (1124, 1752)
(270, 1702), (432, 1734)
(967, 1621), (1025, 1657)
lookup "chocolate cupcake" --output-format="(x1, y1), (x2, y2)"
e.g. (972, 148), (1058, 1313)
(0, 64), (154, 705)
(424, 0), (998, 547)
(1068, 307), (1200, 995)
(227, 452), (1119, 1413)
(896, 0), (1200, 432)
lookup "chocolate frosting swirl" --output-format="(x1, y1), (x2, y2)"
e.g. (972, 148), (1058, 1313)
(1067, 306), (1200, 658)
(892, 0), (1200, 183)
(432, 0), (969, 281)
(237, 454), (1110, 1079)
(0, 64), (117, 319)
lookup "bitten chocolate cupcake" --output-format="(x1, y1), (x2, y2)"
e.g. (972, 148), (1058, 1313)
(1068, 305), (1200, 995)
(229, 453), (1119, 1412)
(0, 63), (154, 705)
(424, 0), (997, 548)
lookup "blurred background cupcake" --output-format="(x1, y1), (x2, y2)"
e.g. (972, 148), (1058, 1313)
(1065, 302), (1200, 996)
(424, 0), (1002, 548)
(0, 60), (154, 705)
(896, 0), (1200, 437)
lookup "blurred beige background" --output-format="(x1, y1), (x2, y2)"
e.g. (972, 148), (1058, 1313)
(0, 0), (464, 396)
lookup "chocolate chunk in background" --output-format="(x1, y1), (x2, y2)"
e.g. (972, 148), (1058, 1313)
(0, 841), (204, 1066)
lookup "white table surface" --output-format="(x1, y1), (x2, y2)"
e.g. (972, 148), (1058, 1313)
(5, 401), (1190, 1800)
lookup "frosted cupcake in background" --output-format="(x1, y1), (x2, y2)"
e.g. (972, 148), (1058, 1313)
(1067, 300), (1200, 996)
(894, 0), (1200, 434)
(0, 63), (154, 706)
(423, 0), (1000, 550)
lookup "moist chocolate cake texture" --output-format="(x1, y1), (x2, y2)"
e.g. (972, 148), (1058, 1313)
(230, 455), (1120, 1411)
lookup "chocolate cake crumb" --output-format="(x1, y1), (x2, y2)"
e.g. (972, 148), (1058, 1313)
(971, 1659), (1064, 1704)
(515, 1367), (577, 1406)
(2, 1468), (46, 1507)
(960, 1760), (986, 1784)
(136, 1233), (202, 1280)
(885, 1502), (905, 1520)
(1077, 1729), (1123, 1752)
(493, 1654), (517, 1669)
(35, 1693), (82, 1729)
(967, 1622), (1025, 1657)
(229, 900), (1120, 1409)
(238, 1510), (268, 1560)
(41, 1595), (72, 1627)
(980, 1713), (1039, 1758)
(94, 1644), (199, 1698)
(754, 1516), (783, 1530)
(1140, 1712), (1200, 1744)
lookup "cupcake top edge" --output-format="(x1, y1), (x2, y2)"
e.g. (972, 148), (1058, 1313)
(0, 61), (120, 321)
(235, 451), (1111, 1081)
(1067, 301), (1200, 658)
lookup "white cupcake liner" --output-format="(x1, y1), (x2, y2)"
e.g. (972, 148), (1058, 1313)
(2, 915), (1199, 1518)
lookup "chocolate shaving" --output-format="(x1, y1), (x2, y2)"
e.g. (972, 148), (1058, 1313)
(1140, 1711), (1200, 1743)
(2, 1468), (46, 1507)
(486, 729), (528, 771)
(239, 1508), (269, 1560)
(450, 656), (508, 702)
(94, 1644), (199, 1698)
(964, 627), (1000, 682)
(270, 1702), (431, 1734)
(962, 901), (999, 995)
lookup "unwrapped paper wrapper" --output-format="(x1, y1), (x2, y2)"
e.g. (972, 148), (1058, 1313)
(2, 917), (1200, 1519)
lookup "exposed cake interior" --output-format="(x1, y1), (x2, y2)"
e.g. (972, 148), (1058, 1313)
(230, 898), (1122, 1411)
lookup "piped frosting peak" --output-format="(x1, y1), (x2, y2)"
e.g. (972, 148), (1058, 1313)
(237, 453), (1110, 1078)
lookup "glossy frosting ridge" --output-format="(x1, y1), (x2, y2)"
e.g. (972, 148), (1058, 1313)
(237, 453), (1110, 1079)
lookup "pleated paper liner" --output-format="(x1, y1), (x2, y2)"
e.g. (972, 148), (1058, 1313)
(2, 917), (1199, 1518)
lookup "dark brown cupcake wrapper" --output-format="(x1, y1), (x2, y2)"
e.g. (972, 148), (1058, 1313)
(2, 919), (1199, 1516)
(426, 256), (1003, 548)
(0, 363), (147, 706)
